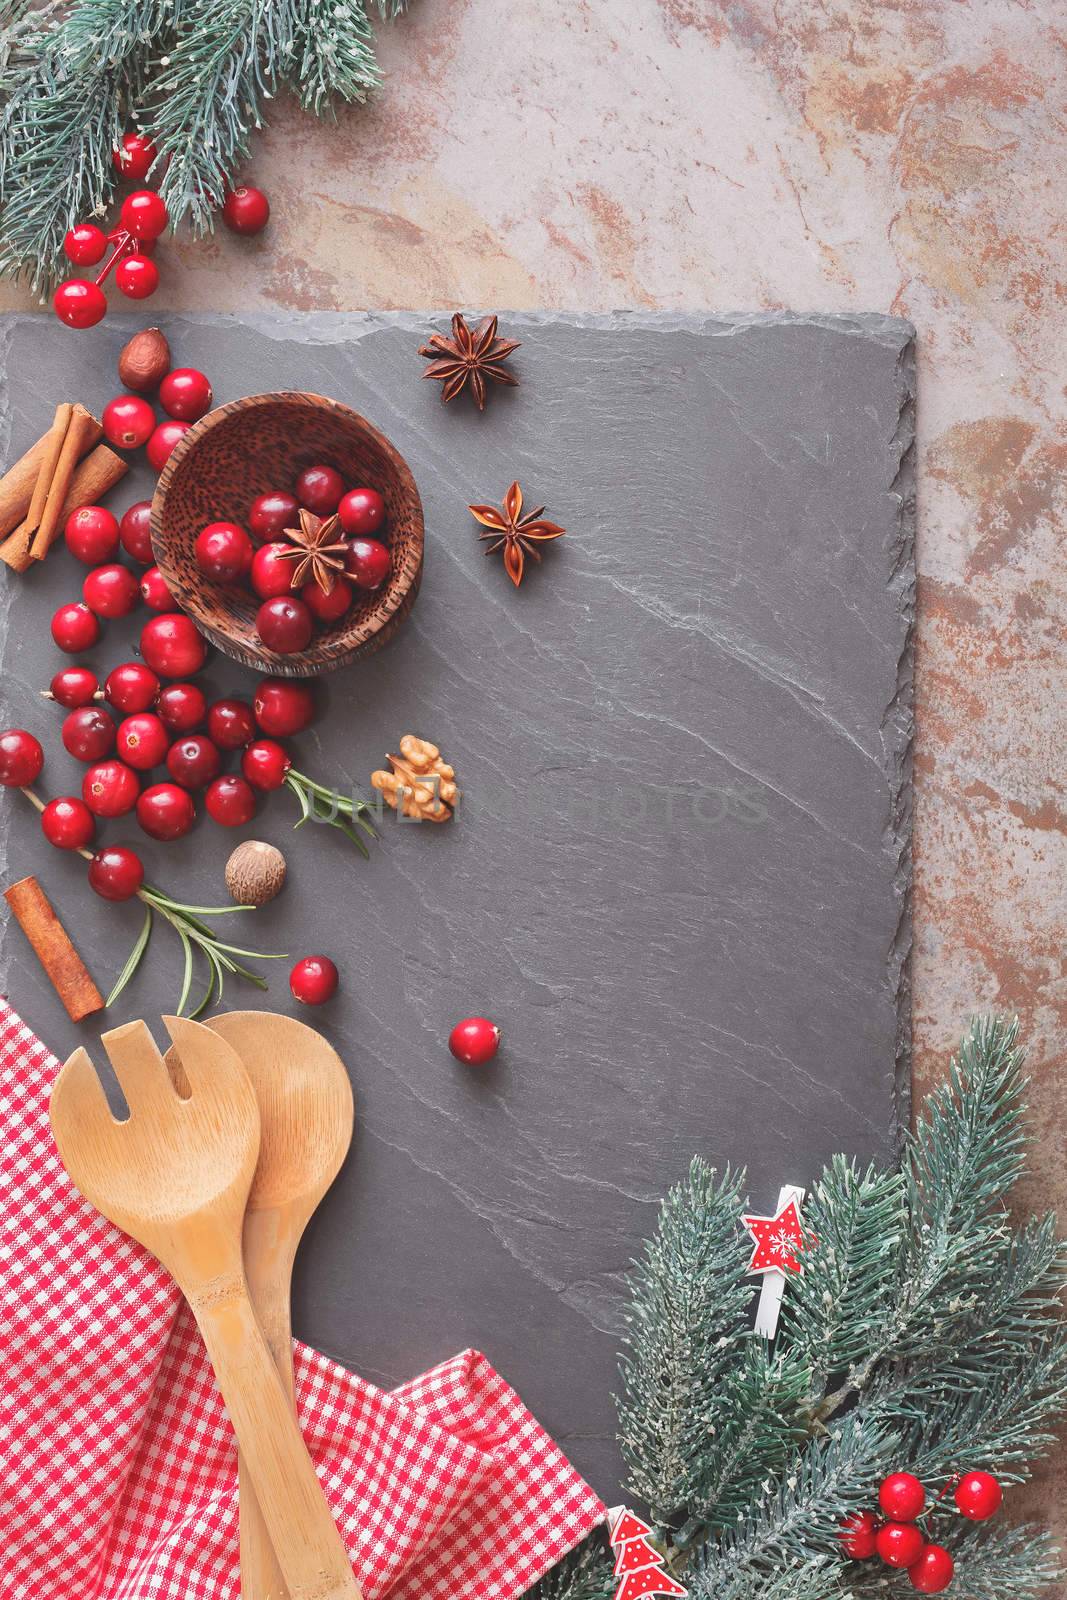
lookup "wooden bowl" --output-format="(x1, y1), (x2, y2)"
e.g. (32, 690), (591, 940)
(151, 392), (423, 677)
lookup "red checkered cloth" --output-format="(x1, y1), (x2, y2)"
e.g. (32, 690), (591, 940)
(0, 1000), (605, 1598)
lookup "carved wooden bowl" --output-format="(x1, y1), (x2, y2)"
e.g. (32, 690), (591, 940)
(151, 392), (424, 677)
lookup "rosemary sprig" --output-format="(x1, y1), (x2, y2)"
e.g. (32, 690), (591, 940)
(284, 767), (377, 857)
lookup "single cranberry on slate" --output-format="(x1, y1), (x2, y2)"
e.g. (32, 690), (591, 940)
(140, 565), (179, 612)
(52, 602), (100, 653)
(41, 796), (95, 851)
(62, 706), (116, 763)
(0, 729), (44, 787)
(290, 955), (338, 1006)
(157, 682), (207, 733)
(65, 506), (119, 565)
(119, 500), (155, 564)
(222, 185), (270, 235)
(252, 677), (315, 737)
(207, 699), (257, 751)
(140, 614), (207, 678)
(103, 395), (155, 450)
(241, 739), (291, 791)
(117, 712), (169, 770)
(83, 564), (140, 619)
(159, 368), (213, 422)
(205, 774), (257, 826)
(146, 419), (191, 472)
(104, 662), (160, 714)
(82, 759), (140, 818)
(49, 667), (98, 709)
(88, 844), (145, 901)
(166, 734), (221, 790)
(137, 782), (196, 841)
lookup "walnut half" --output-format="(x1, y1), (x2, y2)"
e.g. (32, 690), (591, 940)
(371, 735), (458, 823)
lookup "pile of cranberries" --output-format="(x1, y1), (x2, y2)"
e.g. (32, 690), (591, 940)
(102, 363), (213, 476)
(839, 1469), (1003, 1593)
(194, 464), (391, 655)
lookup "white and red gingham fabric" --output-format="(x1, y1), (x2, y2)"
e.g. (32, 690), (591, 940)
(0, 999), (605, 1598)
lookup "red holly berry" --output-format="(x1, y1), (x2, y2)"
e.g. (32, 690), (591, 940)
(249, 490), (298, 541)
(166, 734), (221, 790)
(290, 954), (338, 1005)
(140, 614), (207, 678)
(838, 1511), (879, 1561)
(140, 565), (179, 612)
(207, 698), (256, 751)
(222, 185), (270, 235)
(103, 394), (156, 450)
(252, 677), (315, 737)
(953, 1471), (1002, 1521)
(879, 1473), (926, 1523)
(41, 795), (95, 851)
(88, 844), (144, 901)
(83, 563), (140, 619)
(345, 537), (390, 591)
(146, 420), (190, 472)
(257, 595), (313, 654)
(52, 602), (100, 653)
(295, 463), (344, 516)
(116, 712), (169, 770)
(251, 541), (298, 599)
(82, 759), (140, 818)
(63, 224), (108, 266)
(205, 773), (257, 826)
(0, 729), (44, 787)
(241, 738), (292, 791)
(137, 781), (196, 841)
(875, 1524), (925, 1570)
(53, 279), (107, 329)
(119, 500), (155, 564)
(303, 576), (353, 623)
(448, 1016), (501, 1066)
(157, 682), (207, 733)
(159, 368), (213, 422)
(49, 666), (99, 708)
(195, 521), (253, 582)
(120, 189), (168, 241)
(907, 1545), (955, 1594)
(104, 662), (160, 714)
(113, 133), (158, 181)
(338, 486), (385, 537)
(65, 505), (120, 564)
(62, 706), (116, 763)
(115, 254), (159, 300)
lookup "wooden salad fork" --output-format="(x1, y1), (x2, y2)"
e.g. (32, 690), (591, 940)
(49, 1017), (363, 1600)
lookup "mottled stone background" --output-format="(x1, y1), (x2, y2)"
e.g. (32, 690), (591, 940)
(3, 0), (1063, 1539)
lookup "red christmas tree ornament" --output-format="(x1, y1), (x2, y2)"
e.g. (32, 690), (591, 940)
(615, 1567), (687, 1600)
(742, 1196), (807, 1274)
(613, 1536), (662, 1577)
(610, 1511), (654, 1547)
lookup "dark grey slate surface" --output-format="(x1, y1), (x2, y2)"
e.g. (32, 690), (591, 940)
(0, 312), (914, 1502)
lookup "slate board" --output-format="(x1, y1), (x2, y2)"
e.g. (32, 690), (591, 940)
(0, 312), (914, 1502)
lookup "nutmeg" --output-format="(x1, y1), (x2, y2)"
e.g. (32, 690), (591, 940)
(225, 839), (287, 907)
(117, 327), (171, 394)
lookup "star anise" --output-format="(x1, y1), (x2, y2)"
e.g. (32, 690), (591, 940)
(279, 508), (349, 594)
(418, 312), (520, 410)
(468, 482), (565, 588)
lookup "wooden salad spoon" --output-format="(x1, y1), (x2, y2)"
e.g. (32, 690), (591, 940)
(189, 1010), (354, 1600)
(49, 1017), (363, 1600)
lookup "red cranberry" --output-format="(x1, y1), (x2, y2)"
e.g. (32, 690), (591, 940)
(63, 225), (108, 266)
(104, 661), (159, 714)
(954, 1472), (1002, 1522)
(879, 1474), (926, 1523)
(195, 521), (253, 582)
(345, 538), (390, 591)
(448, 1016), (501, 1066)
(241, 738), (291, 791)
(338, 487), (385, 537)
(205, 773), (257, 826)
(159, 368), (213, 422)
(252, 678), (315, 736)
(907, 1545), (954, 1594)
(41, 795), (95, 850)
(303, 577), (353, 623)
(103, 394), (156, 450)
(53, 280), (107, 330)
(146, 420), (190, 472)
(140, 565), (179, 612)
(120, 189), (168, 241)
(875, 1524), (926, 1570)
(290, 955), (338, 1005)
(116, 712), (169, 770)
(62, 706), (116, 762)
(249, 491), (299, 541)
(157, 682), (206, 733)
(137, 782), (196, 841)
(49, 666), (98, 708)
(295, 463), (344, 516)
(113, 133), (157, 181)
(839, 1511), (879, 1561)
(251, 541), (297, 599)
(88, 844), (145, 901)
(115, 254), (159, 300)
(119, 500), (154, 563)
(166, 734), (221, 790)
(140, 614), (207, 678)
(83, 563), (140, 619)
(65, 505), (119, 564)
(52, 602), (100, 653)
(207, 698), (256, 750)
(257, 595), (313, 654)
(82, 759), (140, 817)
(222, 185), (270, 234)
(0, 729), (44, 787)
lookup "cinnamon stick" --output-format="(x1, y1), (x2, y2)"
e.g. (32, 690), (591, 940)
(0, 443), (129, 573)
(31, 404), (98, 560)
(4, 876), (104, 1022)
(0, 407), (102, 538)
(24, 403), (73, 545)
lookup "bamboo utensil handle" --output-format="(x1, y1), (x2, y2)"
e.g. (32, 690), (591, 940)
(239, 1213), (299, 1599)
